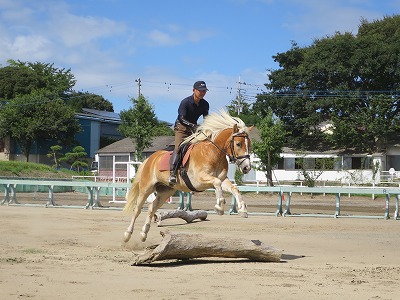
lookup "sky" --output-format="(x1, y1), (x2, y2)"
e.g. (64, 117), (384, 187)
(1, 0), (399, 124)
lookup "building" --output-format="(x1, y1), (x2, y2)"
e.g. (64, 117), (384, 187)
(93, 136), (175, 180)
(0, 108), (123, 164)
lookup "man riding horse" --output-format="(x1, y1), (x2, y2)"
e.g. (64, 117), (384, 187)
(169, 81), (210, 185)
(123, 110), (252, 242)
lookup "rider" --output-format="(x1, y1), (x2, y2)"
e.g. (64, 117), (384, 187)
(168, 81), (210, 185)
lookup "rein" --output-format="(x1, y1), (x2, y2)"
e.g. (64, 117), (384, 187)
(197, 129), (250, 163)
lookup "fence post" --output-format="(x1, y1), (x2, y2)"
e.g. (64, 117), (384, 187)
(276, 190), (283, 216)
(283, 192), (292, 216)
(384, 193), (390, 220)
(335, 193), (341, 218)
(46, 185), (55, 207)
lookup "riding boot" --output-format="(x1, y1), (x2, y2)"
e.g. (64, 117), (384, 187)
(168, 151), (179, 185)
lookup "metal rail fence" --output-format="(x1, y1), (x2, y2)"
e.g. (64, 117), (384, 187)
(1, 179), (399, 220)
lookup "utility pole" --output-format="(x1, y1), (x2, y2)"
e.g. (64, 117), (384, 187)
(135, 78), (141, 98)
(236, 77), (244, 115)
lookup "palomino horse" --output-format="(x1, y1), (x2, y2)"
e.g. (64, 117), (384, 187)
(123, 110), (252, 242)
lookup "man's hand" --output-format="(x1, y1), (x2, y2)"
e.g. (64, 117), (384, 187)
(190, 123), (197, 133)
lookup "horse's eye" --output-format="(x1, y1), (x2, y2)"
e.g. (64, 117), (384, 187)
(236, 142), (242, 147)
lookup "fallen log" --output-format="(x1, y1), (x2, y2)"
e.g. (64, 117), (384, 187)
(154, 210), (207, 226)
(133, 229), (282, 265)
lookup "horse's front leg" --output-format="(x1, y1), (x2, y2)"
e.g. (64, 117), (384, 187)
(221, 178), (248, 218)
(212, 178), (226, 215)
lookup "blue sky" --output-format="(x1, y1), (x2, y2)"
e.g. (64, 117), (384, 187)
(1, 0), (399, 123)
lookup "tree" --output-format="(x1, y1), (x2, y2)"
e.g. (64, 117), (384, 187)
(152, 122), (174, 136)
(252, 110), (288, 186)
(295, 156), (337, 187)
(64, 91), (114, 112)
(0, 90), (81, 161)
(5, 59), (76, 95)
(0, 65), (41, 100)
(47, 145), (64, 169)
(60, 146), (88, 173)
(226, 96), (259, 126)
(330, 93), (400, 153)
(254, 15), (400, 153)
(118, 95), (160, 161)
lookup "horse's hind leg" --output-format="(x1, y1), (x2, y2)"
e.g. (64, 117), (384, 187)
(123, 207), (142, 243)
(124, 191), (151, 243)
(140, 190), (173, 242)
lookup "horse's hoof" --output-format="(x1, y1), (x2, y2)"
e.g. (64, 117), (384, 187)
(123, 231), (132, 243)
(140, 232), (147, 242)
(238, 210), (248, 218)
(214, 205), (225, 215)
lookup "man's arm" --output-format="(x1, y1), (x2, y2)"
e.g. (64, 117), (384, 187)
(178, 115), (196, 128)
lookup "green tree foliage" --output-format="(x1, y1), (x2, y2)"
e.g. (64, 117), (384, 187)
(295, 156), (337, 187)
(226, 94), (259, 126)
(47, 145), (64, 169)
(5, 59), (76, 95)
(0, 65), (41, 101)
(330, 93), (400, 153)
(254, 15), (400, 153)
(118, 95), (161, 161)
(252, 110), (288, 186)
(60, 146), (88, 173)
(64, 91), (114, 112)
(0, 90), (81, 161)
(152, 122), (174, 136)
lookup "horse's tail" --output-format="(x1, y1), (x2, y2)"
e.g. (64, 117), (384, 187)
(123, 161), (145, 214)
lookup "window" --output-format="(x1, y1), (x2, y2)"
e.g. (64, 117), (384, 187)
(284, 158), (295, 170)
(315, 158), (336, 170)
(99, 155), (130, 170)
(343, 156), (372, 170)
(293, 157), (336, 170)
(277, 158), (284, 169)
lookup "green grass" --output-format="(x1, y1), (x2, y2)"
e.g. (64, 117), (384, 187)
(0, 161), (80, 178)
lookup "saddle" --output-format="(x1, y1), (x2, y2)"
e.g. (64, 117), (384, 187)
(158, 144), (202, 192)
(158, 143), (193, 172)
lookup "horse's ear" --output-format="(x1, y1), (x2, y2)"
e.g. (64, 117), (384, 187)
(233, 123), (238, 133)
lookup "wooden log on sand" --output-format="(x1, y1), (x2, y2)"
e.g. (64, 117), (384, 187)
(133, 230), (282, 265)
(154, 210), (208, 226)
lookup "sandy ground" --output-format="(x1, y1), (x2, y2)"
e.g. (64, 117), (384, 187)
(1, 191), (400, 300)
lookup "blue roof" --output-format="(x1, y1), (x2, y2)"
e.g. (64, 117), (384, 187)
(81, 108), (120, 121)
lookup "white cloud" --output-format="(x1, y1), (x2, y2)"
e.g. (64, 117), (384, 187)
(49, 13), (127, 47)
(186, 29), (216, 43)
(9, 35), (52, 60)
(281, 0), (389, 42)
(147, 29), (180, 46)
(146, 26), (215, 46)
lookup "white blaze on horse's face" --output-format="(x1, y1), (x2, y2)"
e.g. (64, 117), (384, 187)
(232, 131), (251, 174)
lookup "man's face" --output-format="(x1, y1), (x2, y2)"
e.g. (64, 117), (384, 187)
(193, 88), (207, 99)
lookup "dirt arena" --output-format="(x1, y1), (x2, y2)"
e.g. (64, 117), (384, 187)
(1, 191), (399, 299)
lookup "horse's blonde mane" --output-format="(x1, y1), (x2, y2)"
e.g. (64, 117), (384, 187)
(182, 110), (248, 145)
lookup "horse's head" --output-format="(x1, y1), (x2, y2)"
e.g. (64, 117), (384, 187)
(229, 124), (252, 174)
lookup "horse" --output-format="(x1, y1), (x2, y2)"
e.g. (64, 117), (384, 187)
(123, 110), (252, 242)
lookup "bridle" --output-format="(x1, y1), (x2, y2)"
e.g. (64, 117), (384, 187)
(229, 131), (251, 164)
(198, 129), (251, 164)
